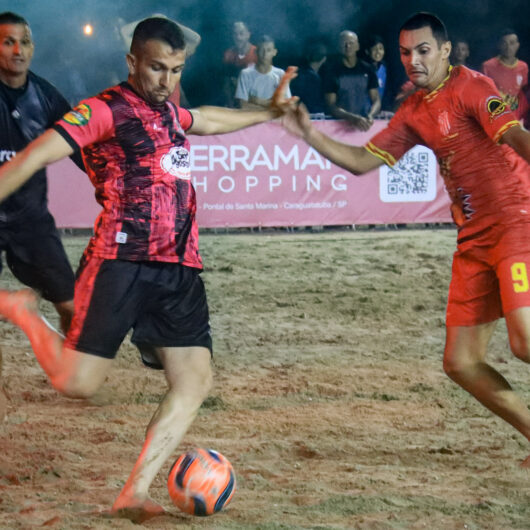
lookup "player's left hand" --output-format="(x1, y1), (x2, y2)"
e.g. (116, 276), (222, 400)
(271, 66), (299, 115)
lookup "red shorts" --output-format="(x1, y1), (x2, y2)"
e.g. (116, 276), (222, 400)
(446, 223), (530, 326)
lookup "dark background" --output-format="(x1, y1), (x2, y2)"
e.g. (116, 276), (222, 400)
(4, 0), (530, 106)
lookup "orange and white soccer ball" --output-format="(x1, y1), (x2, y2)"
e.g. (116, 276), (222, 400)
(167, 448), (236, 516)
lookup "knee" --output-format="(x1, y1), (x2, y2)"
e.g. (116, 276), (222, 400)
(50, 373), (101, 399)
(509, 334), (530, 363)
(443, 348), (474, 381)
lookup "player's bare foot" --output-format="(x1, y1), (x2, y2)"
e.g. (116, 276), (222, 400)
(520, 454), (530, 468)
(110, 496), (166, 523)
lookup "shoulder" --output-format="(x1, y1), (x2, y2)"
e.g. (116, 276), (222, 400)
(271, 66), (285, 76)
(240, 64), (256, 76)
(452, 65), (497, 92)
(27, 71), (66, 100)
(481, 57), (498, 70)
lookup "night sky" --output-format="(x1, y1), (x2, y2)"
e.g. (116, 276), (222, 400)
(4, 0), (530, 106)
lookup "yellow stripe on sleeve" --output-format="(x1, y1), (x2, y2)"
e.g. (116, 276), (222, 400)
(493, 120), (521, 143)
(365, 142), (397, 167)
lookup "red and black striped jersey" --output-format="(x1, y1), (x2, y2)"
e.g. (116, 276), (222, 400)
(54, 82), (201, 269)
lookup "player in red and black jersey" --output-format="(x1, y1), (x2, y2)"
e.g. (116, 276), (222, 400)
(282, 13), (530, 464)
(0, 17), (296, 519)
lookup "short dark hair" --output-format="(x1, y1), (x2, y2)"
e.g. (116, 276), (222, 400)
(131, 17), (186, 54)
(399, 12), (448, 46)
(256, 34), (275, 47)
(0, 11), (29, 26)
(499, 28), (517, 40)
(365, 34), (384, 51)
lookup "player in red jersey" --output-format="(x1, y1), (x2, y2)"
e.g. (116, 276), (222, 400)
(281, 12), (530, 465)
(0, 17), (296, 521)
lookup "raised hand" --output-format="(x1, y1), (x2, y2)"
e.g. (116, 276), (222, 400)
(271, 66), (299, 115)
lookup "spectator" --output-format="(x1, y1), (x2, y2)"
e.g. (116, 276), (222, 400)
(364, 34), (387, 109)
(222, 21), (257, 107)
(290, 39), (327, 116)
(320, 30), (380, 131)
(235, 34), (290, 110)
(451, 38), (471, 67)
(482, 29), (528, 121)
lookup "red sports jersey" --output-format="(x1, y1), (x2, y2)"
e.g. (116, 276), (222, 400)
(482, 57), (529, 119)
(54, 82), (201, 268)
(366, 66), (530, 242)
(223, 45), (257, 69)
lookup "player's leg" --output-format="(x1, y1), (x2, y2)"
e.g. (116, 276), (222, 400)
(444, 322), (530, 440)
(5, 212), (75, 334)
(0, 288), (111, 397)
(112, 345), (213, 519)
(112, 262), (213, 519)
(444, 247), (530, 440)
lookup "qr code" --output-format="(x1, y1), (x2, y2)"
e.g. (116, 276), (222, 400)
(386, 151), (429, 195)
(379, 145), (436, 203)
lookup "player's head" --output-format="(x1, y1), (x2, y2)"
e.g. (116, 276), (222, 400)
(127, 17), (186, 105)
(256, 35), (277, 66)
(398, 12), (451, 91)
(339, 30), (359, 59)
(498, 29), (519, 61)
(0, 11), (34, 87)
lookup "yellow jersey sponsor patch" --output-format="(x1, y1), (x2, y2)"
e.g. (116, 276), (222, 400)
(62, 103), (92, 126)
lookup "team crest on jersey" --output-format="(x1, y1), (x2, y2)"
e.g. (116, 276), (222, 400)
(160, 146), (191, 180)
(438, 110), (451, 136)
(62, 104), (92, 126)
(486, 96), (508, 120)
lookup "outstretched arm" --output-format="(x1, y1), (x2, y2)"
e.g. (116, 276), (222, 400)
(282, 103), (383, 176)
(189, 66), (299, 135)
(501, 124), (530, 164)
(0, 129), (74, 202)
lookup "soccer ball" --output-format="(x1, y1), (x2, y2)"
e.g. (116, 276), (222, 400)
(167, 448), (236, 516)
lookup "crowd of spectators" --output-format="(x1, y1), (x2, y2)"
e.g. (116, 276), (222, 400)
(45, 15), (530, 133)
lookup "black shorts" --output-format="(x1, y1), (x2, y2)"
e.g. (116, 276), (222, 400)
(65, 257), (212, 369)
(0, 212), (74, 303)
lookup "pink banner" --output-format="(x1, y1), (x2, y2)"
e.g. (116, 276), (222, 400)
(47, 120), (453, 228)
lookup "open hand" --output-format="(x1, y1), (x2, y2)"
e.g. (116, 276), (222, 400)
(271, 66), (300, 115)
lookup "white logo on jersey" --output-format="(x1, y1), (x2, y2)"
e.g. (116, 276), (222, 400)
(517, 74), (523, 86)
(115, 231), (127, 244)
(160, 146), (191, 180)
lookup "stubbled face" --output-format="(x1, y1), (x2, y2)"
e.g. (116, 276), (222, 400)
(232, 22), (250, 48)
(127, 39), (185, 105)
(399, 26), (451, 90)
(452, 41), (469, 64)
(339, 32), (359, 59)
(368, 42), (385, 63)
(0, 23), (34, 85)
(499, 33), (519, 61)
(257, 41), (277, 65)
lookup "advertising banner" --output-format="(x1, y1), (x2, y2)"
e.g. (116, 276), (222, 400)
(47, 120), (453, 228)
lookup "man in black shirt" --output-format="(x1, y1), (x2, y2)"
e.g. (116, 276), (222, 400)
(320, 30), (381, 131)
(0, 12), (75, 336)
